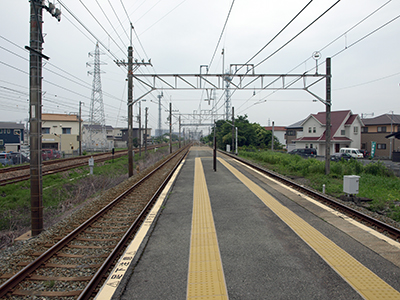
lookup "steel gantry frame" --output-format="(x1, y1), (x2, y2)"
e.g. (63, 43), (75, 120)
(132, 59), (332, 174)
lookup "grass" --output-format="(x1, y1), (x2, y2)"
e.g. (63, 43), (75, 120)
(239, 150), (400, 222)
(0, 146), (172, 233)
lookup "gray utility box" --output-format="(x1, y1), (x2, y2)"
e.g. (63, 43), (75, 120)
(343, 175), (360, 195)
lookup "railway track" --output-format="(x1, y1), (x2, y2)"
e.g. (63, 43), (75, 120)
(0, 144), (167, 186)
(0, 145), (189, 299)
(222, 151), (400, 242)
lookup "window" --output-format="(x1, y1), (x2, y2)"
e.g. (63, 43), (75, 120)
(361, 127), (368, 133)
(286, 130), (295, 136)
(353, 127), (358, 134)
(42, 127), (50, 134)
(341, 130), (345, 135)
(0, 140), (3, 145)
(14, 129), (21, 135)
(0, 129), (2, 134)
(313, 127), (316, 133)
(310, 144), (313, 148)
(7, 129), (10, 134)
(377, 144), (386, 149)
(377, 126), (387, 132)
(308, 127), (311, 133)
(62, 128), (71, 134)
(361, 143), (366, 149)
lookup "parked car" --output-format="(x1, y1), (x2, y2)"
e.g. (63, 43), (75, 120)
(339, 148), (363, 159)
(288, 148), (317, 158)
(0, 153), (13, 166)
(330, 153), (354, 162)
(9, 152), (30, 164)
(42, 148), (60, 160)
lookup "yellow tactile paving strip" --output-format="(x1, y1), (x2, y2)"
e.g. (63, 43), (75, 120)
(218, 157), (400, 300)
(187, 158), (228, 300)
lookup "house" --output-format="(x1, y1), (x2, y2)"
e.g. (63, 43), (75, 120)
(292, 110), (363, 156)
(264, 126), (286, 148)
(285, 119), (305, 152)
(42, 113), (81, 155)
(0, 122), (25, 152)
(120, 128), (152, 146)
(82, 124), (114, 151)
(361, 113), (400, 158)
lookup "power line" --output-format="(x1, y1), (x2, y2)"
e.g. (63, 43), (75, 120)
(237, 0), (313, 74)
(208, 0), (235, 70)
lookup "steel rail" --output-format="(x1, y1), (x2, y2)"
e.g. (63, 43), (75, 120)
(78, 146), (189, 299)
(221, 151), (400, 241)
(0, 144), (170, 186)
(0, 145), (189, 298)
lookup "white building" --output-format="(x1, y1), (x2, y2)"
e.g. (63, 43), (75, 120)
(292, 110), (363, 156)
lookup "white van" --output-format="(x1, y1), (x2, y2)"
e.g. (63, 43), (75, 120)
(339, 148), (363, 159)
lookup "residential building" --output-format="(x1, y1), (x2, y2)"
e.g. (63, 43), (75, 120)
(264, 126), (286, 148)
(292, 110), (363, 156)
(42, 113), (81, 155)
(0, 122), (25, 152)
(361, 113), (400, 158)
(82, 124), (114, 151)
(285, 119), (305, 152)
(120, 128), (152, 146)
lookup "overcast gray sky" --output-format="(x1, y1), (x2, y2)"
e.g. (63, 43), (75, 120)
(1, 0), (399, 134)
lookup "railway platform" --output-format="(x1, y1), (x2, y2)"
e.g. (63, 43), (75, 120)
(97, 146), (400, 299)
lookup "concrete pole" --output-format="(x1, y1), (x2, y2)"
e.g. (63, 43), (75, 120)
(271, 121), (275, 151)
(232, 107), (235, 153)
(128, 46), (133, 177)
(325, 58), (332, 175)
(29, 0), (44, 236)
(139, 101), (142, 157)
(169, 102), (172, 154)
(79, 101), (82, 156)
(145, 107), (148, 156)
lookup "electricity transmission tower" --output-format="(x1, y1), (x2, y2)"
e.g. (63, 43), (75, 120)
(86, 43), (108, 151)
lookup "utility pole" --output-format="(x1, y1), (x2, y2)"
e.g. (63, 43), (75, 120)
(115, 24), (152, 176)
(179, 115), (181, 148)
(79, 101), (82, 156)
(157, 92), (163, 137)
(231, 107), (235, 153)
(139, 100), (142, 157)
(325, 58), (332, 175)
(169, 102), (172, 154)
(27, 0), (60, 237)
(145, 107), (148, 157)
(271, 121), (275, 151)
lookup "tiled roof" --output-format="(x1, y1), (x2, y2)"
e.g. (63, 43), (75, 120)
(264, 126), (287, 131)
(295, 110), (359, 141)
(362, 114), (400, 125)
